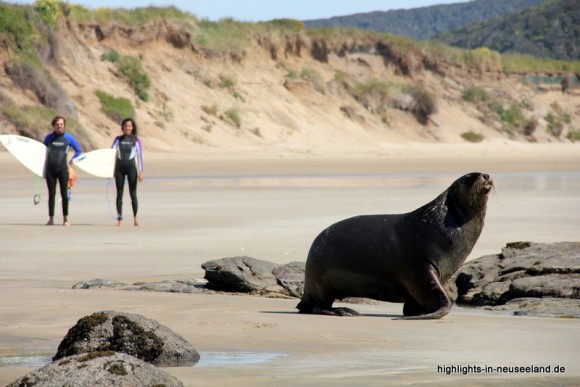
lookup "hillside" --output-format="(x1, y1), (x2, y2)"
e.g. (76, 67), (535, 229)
(1, 2), (579, 156)
(303, 0), (546, 41)
(435, 0), (580, 60)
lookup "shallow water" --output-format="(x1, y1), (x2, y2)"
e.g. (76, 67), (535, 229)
(0, 351), (287, 368)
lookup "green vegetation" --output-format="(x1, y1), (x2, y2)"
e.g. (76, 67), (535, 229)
(265, 18), (304, 31)
(303, 0), (545, 40)
(95, 90), (134, 122)
(223, 108), (241, 128)
(462, 86), (490, 103)
(101, 50), (151, 102)
(494, 103), (525, 129)
(502, 54), (580, 74)
(545, 112), (564, 138)
(435, 0), (580, 61)
(33, 0), (62, 29)
(461, 131), (484, 143)
(68, 4), (193, 25)
(0, 2), (40, 60)
(0, 92), (56, 140)
(566, 130), (580, 142)
(192, 18), (251, 57)
(355, 80), (394, 99)
(545, 103), (573, 138)
(219, 75), (236, 90)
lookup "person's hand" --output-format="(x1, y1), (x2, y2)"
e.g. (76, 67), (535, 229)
(139, 171), (144, 182)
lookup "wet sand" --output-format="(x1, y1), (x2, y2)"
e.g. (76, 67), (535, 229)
(0, 144), (579, 386)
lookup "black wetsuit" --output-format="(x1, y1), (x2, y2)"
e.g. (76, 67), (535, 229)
(112, 135), (143, 220)
(43, 132), (82, 217)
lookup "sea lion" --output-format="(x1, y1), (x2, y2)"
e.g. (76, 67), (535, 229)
(297, 172), (493, 319)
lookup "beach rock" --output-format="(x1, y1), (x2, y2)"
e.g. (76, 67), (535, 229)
(202, 256), (278, 292)
(272, 261), (306, 298)
(73, 278), (209, 293)
(447, 241), (580, 317)
(201, 256), (305, 297)
(53, 311), (200, 367)
(72, 278), (128, 289)
(8, 352), (183, 387)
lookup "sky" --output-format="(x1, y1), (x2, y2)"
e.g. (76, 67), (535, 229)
(6, 0), (467, 22)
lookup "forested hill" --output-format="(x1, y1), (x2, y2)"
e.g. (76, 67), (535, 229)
(303, 0), (546, 41)
(434, 0), (580, 60)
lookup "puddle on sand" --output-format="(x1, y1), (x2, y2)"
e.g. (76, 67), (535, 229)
(198, 351), (287, 367)
(0, 355), (53, 367)
(0, 352), (286, 368)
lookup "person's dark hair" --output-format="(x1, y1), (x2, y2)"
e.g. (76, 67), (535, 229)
(51, 116), (66, 128)
(121, 117), (137, 136)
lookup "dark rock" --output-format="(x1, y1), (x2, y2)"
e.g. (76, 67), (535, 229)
(72, 278), (128, 289)
(74, 278), (208, 293)
(272, 261), (305, 298)
(8, 352), (183, 387)
(53, 311), (200, 367)
(490, 297), (580, 318)
(448, 241), (580, 317)
(202, 256), (278, 292)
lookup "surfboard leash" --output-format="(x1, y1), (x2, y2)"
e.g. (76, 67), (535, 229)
(33, 176), (42, 205)
(105, 178), (118, 219)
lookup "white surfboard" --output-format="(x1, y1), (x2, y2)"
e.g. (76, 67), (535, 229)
(73, 148), (116, 178)
(0, 134), (46, 177)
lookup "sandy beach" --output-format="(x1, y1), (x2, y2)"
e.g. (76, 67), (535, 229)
(1, 143), (579, 386)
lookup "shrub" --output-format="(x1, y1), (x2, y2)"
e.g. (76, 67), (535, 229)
(116, 55), (151, 102)
(0, 93), (56, 140)
(461, 131), (484, 143)
(300, 67), (324, 92)
(286, 70), (299, 80)
(405, 86), (437, 125)
(462, 86), (489, 103)
(101, 50), (121, 63)
(223, 108), (241, 128)
(566, 130), (580, 142)
(193, 19), (249, 57)
(544, 112), (565, 138)
(100, 51), (150, 101)
(201, 104), (218, 116)
(0, 3), (36, 53)
(523, 117), (538, 136)
(34, 0), (62, 30)
(494, 103), (524, 128)
(6, 59), (77, 119)
(266, 18), (304, 30)
(95, 90), (134, 122)
(219, 75), (236, 90)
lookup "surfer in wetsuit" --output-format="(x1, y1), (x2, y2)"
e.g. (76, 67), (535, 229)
(43, 116), (82, 226)
(111, 118), (144, 227)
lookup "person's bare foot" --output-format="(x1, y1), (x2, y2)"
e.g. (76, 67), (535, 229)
(116, 219), (123, 227)
(63, 217), (70, 226)
(134, 217), (140, 227)
(46, 218), (54, 226)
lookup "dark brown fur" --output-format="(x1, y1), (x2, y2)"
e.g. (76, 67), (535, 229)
(297, 172), (493, 319)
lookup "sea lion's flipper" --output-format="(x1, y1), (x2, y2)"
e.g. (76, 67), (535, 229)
(296, 300), (361, 316)
(324, 307), (361, 317)
(398, 264), (452, 320)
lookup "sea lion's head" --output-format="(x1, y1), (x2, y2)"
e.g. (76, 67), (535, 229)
(453, 172), (494, 217)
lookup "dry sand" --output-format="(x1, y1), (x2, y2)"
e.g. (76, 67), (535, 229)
(1, 143), (579, 386)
